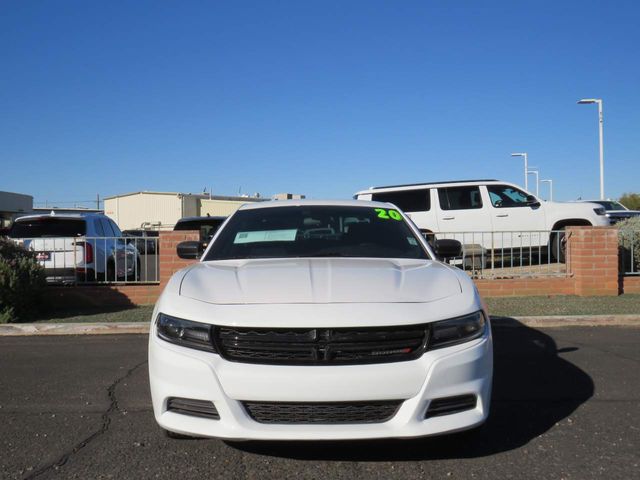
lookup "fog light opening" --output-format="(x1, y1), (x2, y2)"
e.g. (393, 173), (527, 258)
(166, 397), (220, 420)
(425, 394), (477, 418)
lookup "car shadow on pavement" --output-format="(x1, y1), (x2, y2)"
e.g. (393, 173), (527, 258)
(228, 319), (595, 461)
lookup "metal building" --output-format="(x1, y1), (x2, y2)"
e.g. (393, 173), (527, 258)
(0, 191), (33, 228)
(104, 191), (265, 230)
(200, 196), (266, 217)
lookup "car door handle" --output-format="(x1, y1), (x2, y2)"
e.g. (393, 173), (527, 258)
(496, 214), (509, 217)
(442, 216), (455, 220)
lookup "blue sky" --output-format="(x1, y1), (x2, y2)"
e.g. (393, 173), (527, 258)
(1, 0), (639, 206)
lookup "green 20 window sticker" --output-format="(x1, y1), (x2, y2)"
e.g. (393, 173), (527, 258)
(375, 208), (403, 221)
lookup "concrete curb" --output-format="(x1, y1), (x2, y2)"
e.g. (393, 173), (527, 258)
(0, 322), (150, 336)
(491, 315), (640, 328)
(1, 315), (640, 336)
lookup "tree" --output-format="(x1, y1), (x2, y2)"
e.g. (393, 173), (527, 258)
(618, 193), (640, 210)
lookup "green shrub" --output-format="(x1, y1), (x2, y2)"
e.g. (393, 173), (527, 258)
(617, 217), (640, 274)
(619, 193), (640, 211)
(0, 237), (46, 323)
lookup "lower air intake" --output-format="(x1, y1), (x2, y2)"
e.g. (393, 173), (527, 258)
(167, 397), (220, 419)
(242, 400), (403, 424)
(425, 394), (477, 418)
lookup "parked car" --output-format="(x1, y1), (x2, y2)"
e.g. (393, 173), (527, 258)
(8, 212), (139, 283)
(355, 179), (610, 261)
(123, 229), (159, 254)
(173, 215), (227, 251)
(149, 200), (492, 440)
(578, 200), (640, 224)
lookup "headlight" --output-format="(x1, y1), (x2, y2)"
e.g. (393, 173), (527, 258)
(429, 311), (486, 349)
(156, 313), (216, 352)
(593, 207), (606, 215)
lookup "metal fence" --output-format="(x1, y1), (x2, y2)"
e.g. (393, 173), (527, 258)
(12, 236), (160, 284)
(9, 229), (588, 283)
(425, 230), (567, 279)
(619, 230), (640, 276)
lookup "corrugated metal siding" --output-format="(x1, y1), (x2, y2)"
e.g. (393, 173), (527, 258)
(105, 193), (183, 230)
(183, 196), (200, 218)
(104, 193), (259, 230)
(200, 199), (249, 217)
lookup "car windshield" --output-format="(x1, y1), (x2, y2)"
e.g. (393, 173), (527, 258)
(204, 205), (429, 261)
(8, 218), (86, 238)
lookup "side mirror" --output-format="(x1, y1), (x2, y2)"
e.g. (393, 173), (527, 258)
(177, 241), (203, 259)
(434, 239), (462, 258)
(526, 195), (541, 207)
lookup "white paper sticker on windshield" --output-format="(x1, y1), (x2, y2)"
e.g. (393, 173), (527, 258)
(234, 229), (297, 244)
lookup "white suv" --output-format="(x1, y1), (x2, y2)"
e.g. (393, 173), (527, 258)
(355, 180), (610, 261)
(9, 212), (139, 283)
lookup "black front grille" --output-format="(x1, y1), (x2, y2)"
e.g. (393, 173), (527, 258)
(167, 397), (220, 419)
(425, 394), (477, 418)
(242, 400), (403, 424)
(213, 325), (429, 365)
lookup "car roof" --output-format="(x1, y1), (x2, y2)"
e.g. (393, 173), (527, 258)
(14, 212), (106, 222)
(354, 179), (502, 195)
(176, 215), (227, 222)
(238, 199), (396, 211)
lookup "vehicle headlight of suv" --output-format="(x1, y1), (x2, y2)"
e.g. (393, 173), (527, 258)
(156, 313), (216, 352)
(593, 207), (606, 215)
(429, 311), (486, 350)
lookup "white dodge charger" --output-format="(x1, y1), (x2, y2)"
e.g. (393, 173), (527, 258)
(148, 200), (493, 440)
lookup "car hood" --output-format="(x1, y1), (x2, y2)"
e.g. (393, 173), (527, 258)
(179, 258), (462, 305)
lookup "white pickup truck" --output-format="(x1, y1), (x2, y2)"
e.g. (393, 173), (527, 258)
(355, 179), (610, 261)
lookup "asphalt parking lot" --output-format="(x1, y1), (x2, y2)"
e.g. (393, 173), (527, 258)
(1, 323), (638, 480)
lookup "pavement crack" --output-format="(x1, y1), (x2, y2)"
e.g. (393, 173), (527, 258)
(24, 360), (147, 480)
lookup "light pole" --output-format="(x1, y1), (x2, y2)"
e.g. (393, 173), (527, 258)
(577, 98), (604, 200)
(541, 179), (553, 201)
(527, 168), (539, 197)
(511, 153), (528, 191)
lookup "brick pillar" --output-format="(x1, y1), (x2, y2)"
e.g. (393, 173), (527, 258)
(567, 226), (619, 296)
(158, 231), (200, 287)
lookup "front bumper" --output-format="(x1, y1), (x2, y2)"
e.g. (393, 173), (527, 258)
(148, 325), (493, 440)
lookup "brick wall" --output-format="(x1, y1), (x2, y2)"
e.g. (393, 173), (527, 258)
(44, 284), (162, 308)
(474, 277), (576, 298)
(567, 226), (619, 296)
(473, 226), (620, 297)
(44, 227), (631, 308)
(621, 276), (640, 294)
(158, 231), (199, 287)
